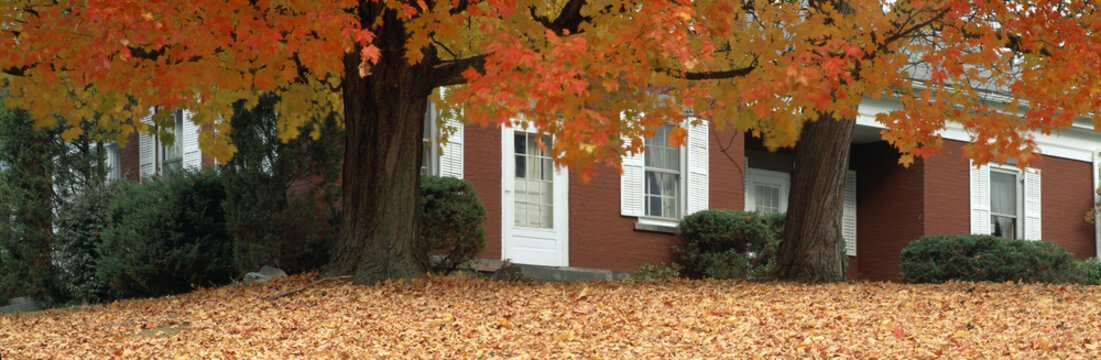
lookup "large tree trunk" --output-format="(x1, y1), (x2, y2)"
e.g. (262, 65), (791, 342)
(773, 112), (855, 283)
(324, 7), (437, 284)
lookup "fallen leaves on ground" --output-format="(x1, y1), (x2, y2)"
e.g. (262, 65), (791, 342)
(2, 274), (1100, 359)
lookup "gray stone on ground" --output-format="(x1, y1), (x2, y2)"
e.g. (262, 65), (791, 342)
(0, 296), (43, 314)
(244, 265), (287, 285)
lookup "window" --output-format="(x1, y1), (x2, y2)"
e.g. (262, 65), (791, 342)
(970, 163), (1041, 240)
(644, 125), (681, 219)
(620, 119), (708, 228)
(161, 109), (184, 176)
(744, 168), (790, 214)
(754, 184), (782, 214)
(990, 169), (1020, 239)
(105, 143), (121, 181)
(513, 132), (554, 228)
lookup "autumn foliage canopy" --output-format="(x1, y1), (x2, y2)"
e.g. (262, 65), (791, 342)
(2, 0), (1100, 176)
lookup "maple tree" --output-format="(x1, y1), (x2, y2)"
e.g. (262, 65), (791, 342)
(3, 0), (1101, 283)
(3, 274), (1101, 358)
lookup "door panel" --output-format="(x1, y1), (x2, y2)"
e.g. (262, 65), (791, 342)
(501, 127), (569, 266)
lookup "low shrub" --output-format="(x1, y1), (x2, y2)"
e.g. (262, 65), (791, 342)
(900, 235), (1085, 284)
(1077, 257), (1101, 285)
(420, 175), (487, 274)
(674, 210), (782, 280)
(96, 169), (234, 299)
(631, 262), (683, 281)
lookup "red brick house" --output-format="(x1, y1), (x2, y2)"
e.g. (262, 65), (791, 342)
(111, 98), (1101, 281)
(106, 109), (216, 182)
(424, 97), (1101, 281)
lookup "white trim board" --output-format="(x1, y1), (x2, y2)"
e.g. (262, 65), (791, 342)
(856, 98), (1101, 163)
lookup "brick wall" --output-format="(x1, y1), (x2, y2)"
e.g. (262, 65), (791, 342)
(120, 132), (142, 181)
(465, 124), (502, 260)
(1033, 154), (1096, 258)
(851, 141), (926, 281)
(568, 164), (683, 271)
(709, 128), (745, 210)
(922, 141), (970, 236)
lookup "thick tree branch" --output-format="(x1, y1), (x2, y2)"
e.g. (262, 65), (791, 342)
(2, 66), (28, 77)
(430, 55), (486, 87)
(678, 66), (757, 80)
(531, 0), (590, 35)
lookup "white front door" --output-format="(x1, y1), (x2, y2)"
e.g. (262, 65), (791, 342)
(501, 127), (569, 267)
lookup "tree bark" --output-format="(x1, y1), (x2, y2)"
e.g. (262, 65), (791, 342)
(324, 7), (436, 284)
(773, 112), (855, 283)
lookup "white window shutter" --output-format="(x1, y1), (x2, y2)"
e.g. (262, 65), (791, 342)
(969, 162), (991, 235)
(1023, 168), (1042, 241)
(842, 170), (857, 257)
(685, 119), (709, 215)
(438, 116), (463, 178)
(620, 137), (645, 217)
(182, 110), (202, 170)
(139, 114), (156, 178)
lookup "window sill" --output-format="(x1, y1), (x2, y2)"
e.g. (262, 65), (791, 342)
(633, 217), (680, 235)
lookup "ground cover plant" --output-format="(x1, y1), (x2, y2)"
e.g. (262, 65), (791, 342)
(2, 275), (1100, 359)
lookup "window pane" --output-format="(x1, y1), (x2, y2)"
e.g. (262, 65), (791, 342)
(647, 196), (663, 217)
(515, 155), (526, 178)
(661, 173), (677, 195)
(541, 134), (553, 156)
(541, 181), (553, 204)
(662, 198), (677, 218)
(755, 184), (781, 214)
(645, 172), (660, 196)
(542, 158), (553, 181)
(526, 133), (539, 157)
(514, 133), (526, 155)
(992, 215), (1016, 239)
(542, 205), (554, 227)
(991, 171), (1016, 215)
(513, 135), (554, 229)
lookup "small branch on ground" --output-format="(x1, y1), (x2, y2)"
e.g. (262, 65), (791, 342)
(263, 275), (352, 301)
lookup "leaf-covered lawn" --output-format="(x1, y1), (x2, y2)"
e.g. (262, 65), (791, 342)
(2, 274), (1100, 359)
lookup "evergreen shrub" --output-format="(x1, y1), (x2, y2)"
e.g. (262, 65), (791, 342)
(674, 210), (782, 280)
(96, 169), (234, 298)
(900, 235), (1084, 284)
(420, 175), (487, 274)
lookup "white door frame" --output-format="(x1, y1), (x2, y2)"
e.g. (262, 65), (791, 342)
(501, 126), (569, 267)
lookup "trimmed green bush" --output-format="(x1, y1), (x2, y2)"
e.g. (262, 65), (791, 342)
(674, 210), (782, 280)
(420, 175), (487, 274)
(1077, 257), (1101, 285)
(900, 235), (1085, 284)
(96, 169), (234, 299)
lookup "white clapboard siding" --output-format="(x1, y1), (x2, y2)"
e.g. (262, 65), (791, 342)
(685, 119), (709, 215)
(843, 170), (857, 257)
(1023, 168), (1042, 240)
(181, 110), (202, 169)
(139, 114), (156, 178)
(970, 162), (991, 235)
(620, 136), (645, 217)
(439, 115), (463, 178)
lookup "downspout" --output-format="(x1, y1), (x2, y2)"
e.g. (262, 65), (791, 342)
(1093, 150), (1100, 259)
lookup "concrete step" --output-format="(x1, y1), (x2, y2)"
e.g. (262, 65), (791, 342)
(468, 258), (632, 282)
(0, 297), (43, 314)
